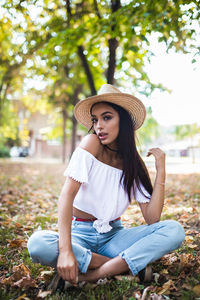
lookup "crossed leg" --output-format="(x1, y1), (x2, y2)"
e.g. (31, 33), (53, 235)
(79, 255), (128, 282)
(27, 220), (184, 284)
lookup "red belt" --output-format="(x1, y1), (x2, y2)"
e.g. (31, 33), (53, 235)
(72, 217), (120, 222)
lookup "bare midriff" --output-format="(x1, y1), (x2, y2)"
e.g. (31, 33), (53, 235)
(73, 207), (96, 219)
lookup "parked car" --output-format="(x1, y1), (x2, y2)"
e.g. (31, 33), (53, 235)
(10, 147), (29, 157)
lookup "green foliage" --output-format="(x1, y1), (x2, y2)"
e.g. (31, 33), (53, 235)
(0, 0), (199, 146)
(137, 107), (160, 150)
(0, 145), (10, 157)
(175, 123), (200, 141)
(0, 100), (19, 141)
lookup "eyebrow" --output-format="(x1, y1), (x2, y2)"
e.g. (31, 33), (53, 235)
(91, 111), (113, 117)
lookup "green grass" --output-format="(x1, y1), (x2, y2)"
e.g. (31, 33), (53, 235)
(46, 279), (142, 300)
(0, 162), (200, 299)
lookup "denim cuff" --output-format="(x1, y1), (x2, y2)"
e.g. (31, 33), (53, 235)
(119, 251), (138, 275)
(80, 248), (92, 273)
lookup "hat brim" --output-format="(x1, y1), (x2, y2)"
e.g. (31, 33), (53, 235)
(74, 93), (146, 130)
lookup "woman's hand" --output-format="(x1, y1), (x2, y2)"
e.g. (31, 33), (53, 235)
(147, 148), (165, 172)
(57, 251), (78, 285)
(140, 148), (166, 224)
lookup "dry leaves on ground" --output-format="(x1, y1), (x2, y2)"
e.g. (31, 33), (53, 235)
(0, 162), (200, 299)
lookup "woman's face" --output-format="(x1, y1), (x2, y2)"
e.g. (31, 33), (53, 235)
(91, 103), (120, 147)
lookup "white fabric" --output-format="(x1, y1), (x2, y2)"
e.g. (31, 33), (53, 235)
(64, 147), (151, 233)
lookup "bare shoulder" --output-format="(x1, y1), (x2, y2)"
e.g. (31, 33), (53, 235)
(79, 134), (102, 157)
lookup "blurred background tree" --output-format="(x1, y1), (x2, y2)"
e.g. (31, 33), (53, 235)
(0, 0), (199, 160)
(137, 107), (160, 152)
(174, 123), (200, 163)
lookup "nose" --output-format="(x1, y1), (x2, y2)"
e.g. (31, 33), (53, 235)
(96, 119), (103, 129)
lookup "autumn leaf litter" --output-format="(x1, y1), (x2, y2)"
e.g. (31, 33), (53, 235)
(0, 161), (200, 299)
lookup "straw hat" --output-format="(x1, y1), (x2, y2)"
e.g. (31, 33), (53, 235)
(74, 84), (146, 130)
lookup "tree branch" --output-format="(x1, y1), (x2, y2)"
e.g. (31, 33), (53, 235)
(2, 33), (51, 85)
(0, 33), (52, 122)
(107, 38), (118, 84)
(93, 0), (101, 18)
(106, 0), (121, 84)
(65, 0), (72, 25)
(64, 0), (96, 95)
(111, 0), (121, 11)
(78, 46), (96, 95)
(71, 84), (83, 155)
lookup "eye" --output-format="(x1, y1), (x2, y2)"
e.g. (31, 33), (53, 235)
(91, 118), (97, 124)
(104, 115), (112, 121)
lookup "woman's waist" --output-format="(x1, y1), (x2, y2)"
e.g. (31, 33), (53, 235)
(72, 207), (120, 223)
(72, 216), (121, 222)
(73, 207), (96, 220)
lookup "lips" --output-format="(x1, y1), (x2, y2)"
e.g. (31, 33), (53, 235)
(98, 133), (108, 140)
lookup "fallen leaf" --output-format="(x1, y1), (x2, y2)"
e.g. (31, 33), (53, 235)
(161, 253), (178, 265)
(182, 283), (192, 290)
(39, 270), (55, 280)
(14, 275), (37, 288)
(187, 244), (198, 249)
(133, 289), (142, 299)
(193, 285), (200, 296)
(185, 235), (194, 243)
(8, 239), (26, 248)
(141, 286), (151, 299)
(36, 290), (52, 299)
(158, 280), (177, 295)
(15, 222), (23, 228)
(15, 293), (31, 300)
(184, 234), (199, 248)
(185, 229), (199, 235)
(1, 264), (33, 287)
(160, 269), (168, 274)
(13, 263), (31, 276)
(179, 253), (196, 268)
(149, 294), (166, 300)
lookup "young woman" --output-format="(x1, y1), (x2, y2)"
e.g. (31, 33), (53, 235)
(27, 84), (185, 288)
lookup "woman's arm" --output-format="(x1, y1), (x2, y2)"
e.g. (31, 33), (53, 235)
(139, 148), (166, 225)
(57, 177), (81, 284)
(57, 134), (100, 283)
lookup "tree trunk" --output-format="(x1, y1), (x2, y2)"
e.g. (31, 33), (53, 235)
(106, 0), (121, 84)
(62, 109), (68, 163)
(71, 85), (83, 156)
(0, 81), (9, 126)
(71, 113), (78, 156)
(64, 1), (96, 96)
(107, 38), (118, 84)
(78, 46), (96, 95)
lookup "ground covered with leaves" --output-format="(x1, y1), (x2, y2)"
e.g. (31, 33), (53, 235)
(0, 160), (200, 300)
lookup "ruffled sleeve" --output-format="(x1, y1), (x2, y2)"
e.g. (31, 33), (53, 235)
(134, 181), (151, 203)
(64, 147), (94, 183)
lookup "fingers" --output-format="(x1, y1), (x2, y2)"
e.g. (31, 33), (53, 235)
(57, 261), (78, 284)
(147, 148), (165, 158)
(57, 251), (79, 284)
(69, 262), (79, 284)
(147, 147), (166, 172)
(58, 266), (76, 284)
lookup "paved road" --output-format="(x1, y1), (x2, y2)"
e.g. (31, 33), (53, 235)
(2, 156), (200, 174)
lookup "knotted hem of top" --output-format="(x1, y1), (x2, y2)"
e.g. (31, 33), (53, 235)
(119, 251), (138, 276)
(93, 220), (113, 233)
(79, 248), (92, 273)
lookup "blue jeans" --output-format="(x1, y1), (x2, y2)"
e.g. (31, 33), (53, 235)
(27, 219), (185, 275)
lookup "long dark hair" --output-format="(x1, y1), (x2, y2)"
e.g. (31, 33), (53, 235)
(90, 101), (153, 202)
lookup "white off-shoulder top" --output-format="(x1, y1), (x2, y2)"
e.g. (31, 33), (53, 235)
(64, 147), (151, 233)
